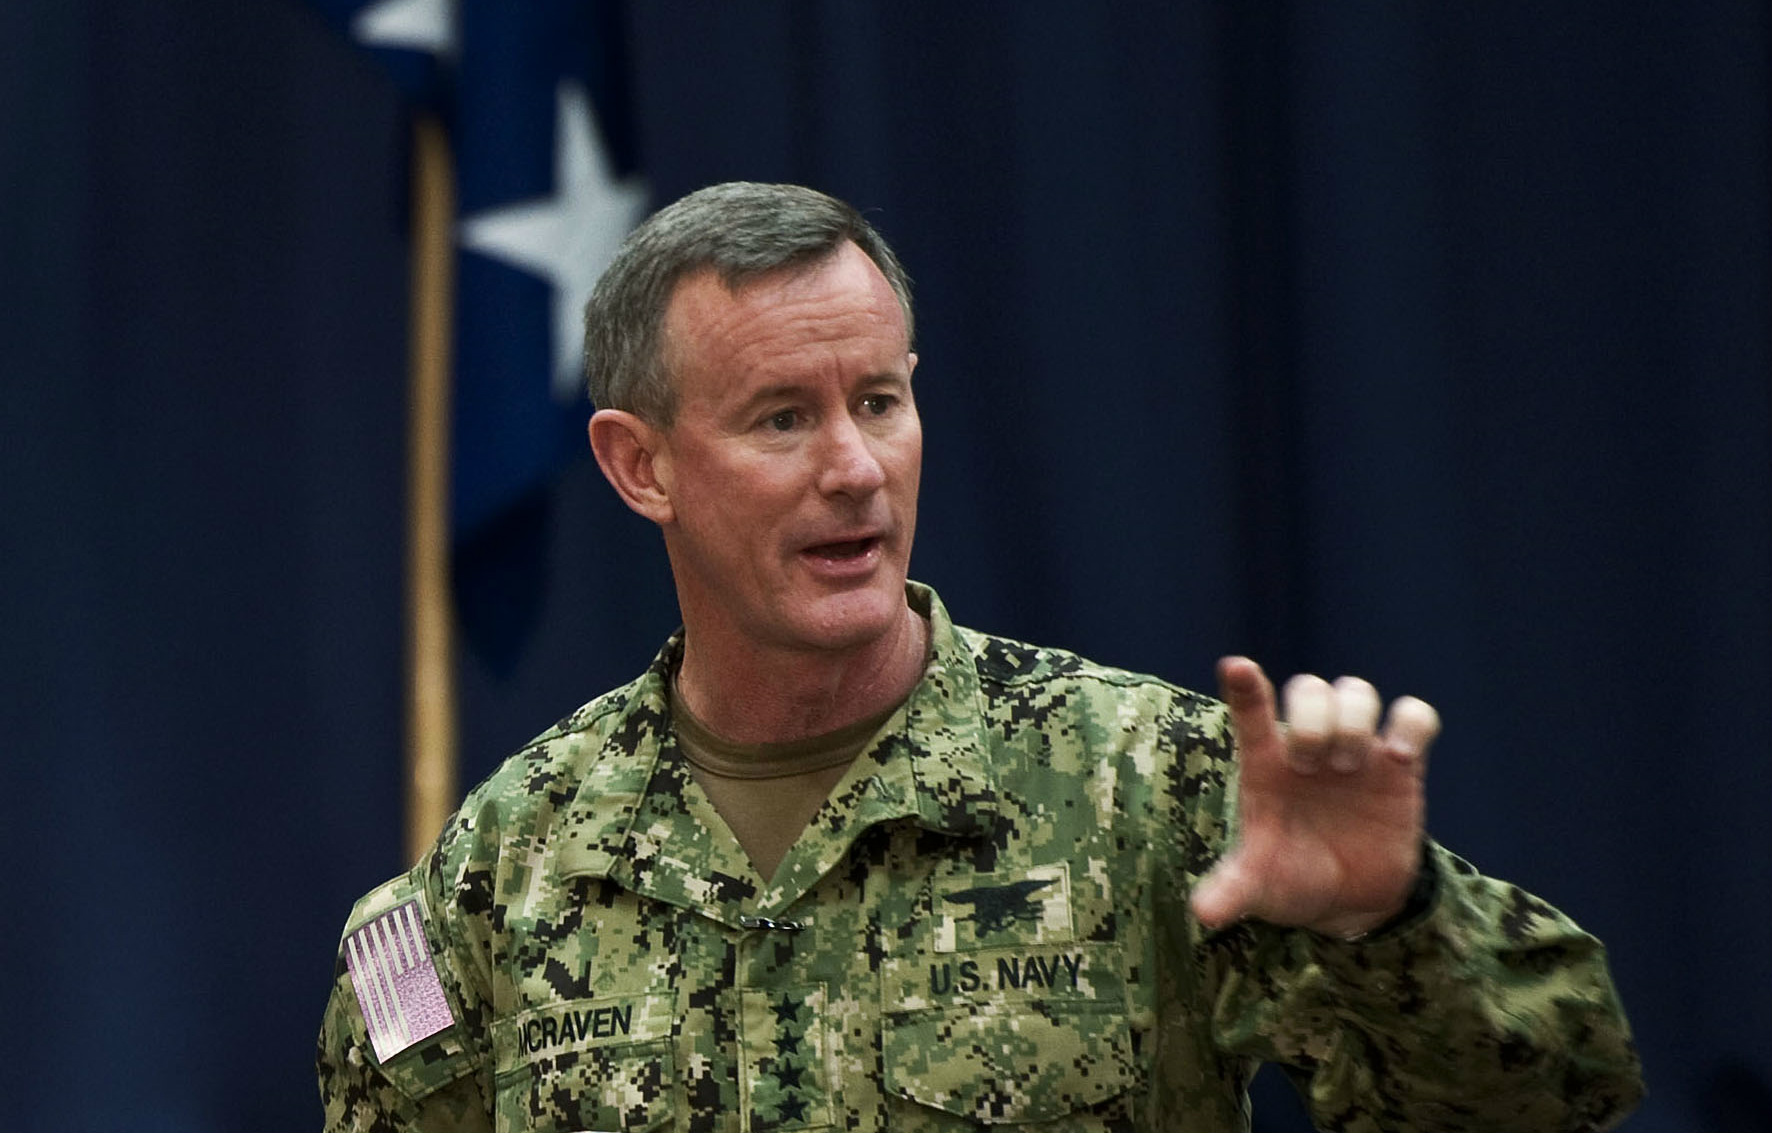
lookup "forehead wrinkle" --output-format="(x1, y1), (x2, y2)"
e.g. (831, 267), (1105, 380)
(664, 260), (909, 417)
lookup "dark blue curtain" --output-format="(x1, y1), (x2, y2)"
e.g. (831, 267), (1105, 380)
(5, 1), (1766, 1130)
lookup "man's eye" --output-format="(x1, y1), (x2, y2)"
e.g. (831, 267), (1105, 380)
(860, 394), (896, 416)
(766, 410), (798, 431)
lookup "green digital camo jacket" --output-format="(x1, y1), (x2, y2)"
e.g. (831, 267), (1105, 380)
(318, 584), (1642, 1132)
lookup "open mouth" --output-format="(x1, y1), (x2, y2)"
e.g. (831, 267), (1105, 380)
(805, 537), (878, 561)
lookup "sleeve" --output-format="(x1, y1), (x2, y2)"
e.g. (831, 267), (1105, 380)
(316, 853), (495, 1133)
(1157, 694), (1644, 1131)
(1205, 843), (1644, 1131)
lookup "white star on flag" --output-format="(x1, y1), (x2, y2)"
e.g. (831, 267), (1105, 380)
(350, 0), (455, 56)
(459, 81), (647, 401)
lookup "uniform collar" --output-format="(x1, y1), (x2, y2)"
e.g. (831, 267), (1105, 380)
(555, 582), (1001, 899)
(894, 582), (1001, 837)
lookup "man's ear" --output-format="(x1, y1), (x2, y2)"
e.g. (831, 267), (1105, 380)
(588, 409), (675, 525)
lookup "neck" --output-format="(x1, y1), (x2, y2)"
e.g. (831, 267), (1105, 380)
(675, 604), (928, 744)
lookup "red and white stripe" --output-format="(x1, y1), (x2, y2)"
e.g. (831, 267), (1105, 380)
(344, 900), (455, 1063)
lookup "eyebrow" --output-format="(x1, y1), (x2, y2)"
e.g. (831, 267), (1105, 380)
(730, 371), (910, 414)
(729, 382), (807, 418)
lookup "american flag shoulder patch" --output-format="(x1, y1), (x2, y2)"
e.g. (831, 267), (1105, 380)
(344, 899), (457, 1064)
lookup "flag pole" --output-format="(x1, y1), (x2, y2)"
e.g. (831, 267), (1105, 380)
(405, 112), (459, 865)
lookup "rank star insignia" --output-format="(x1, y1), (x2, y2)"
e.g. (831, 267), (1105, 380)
(775, 1094), (810, 1124)
(773, 994), (799, 1024)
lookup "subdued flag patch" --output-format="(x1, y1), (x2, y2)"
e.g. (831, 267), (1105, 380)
(344, 900), (455, 1063)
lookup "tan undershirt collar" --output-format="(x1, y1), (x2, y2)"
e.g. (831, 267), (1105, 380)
(670, 680), (907, 881)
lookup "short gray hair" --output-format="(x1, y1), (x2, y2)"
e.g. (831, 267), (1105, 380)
(583, 182), (915, 425)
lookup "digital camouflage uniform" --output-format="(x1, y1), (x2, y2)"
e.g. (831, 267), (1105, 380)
(317, 584), (1642, 1132)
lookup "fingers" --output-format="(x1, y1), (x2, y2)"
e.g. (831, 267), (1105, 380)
(1328, 676), (1381, 771)
(1281, 674), (1382, 774)
(1381, 696), (1441, 763)
(1221, 658), (1441, 775)
(1217, 656), (1282, 753)
(1189, 849), (1258, 931)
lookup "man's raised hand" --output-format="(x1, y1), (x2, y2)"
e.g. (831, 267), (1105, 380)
(1189, 656), (1442, 939)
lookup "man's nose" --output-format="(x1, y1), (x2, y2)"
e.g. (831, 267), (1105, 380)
(816, 413), (887, 497)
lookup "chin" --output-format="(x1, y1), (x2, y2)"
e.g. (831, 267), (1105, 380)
(794, 582), (906, 651)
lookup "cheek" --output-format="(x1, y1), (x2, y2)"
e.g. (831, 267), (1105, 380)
(680, 464), (798, 541)
(888, 432), (923, 494)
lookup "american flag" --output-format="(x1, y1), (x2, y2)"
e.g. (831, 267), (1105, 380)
(302, 0), (646, 542)
(344, 900), (455, 1063)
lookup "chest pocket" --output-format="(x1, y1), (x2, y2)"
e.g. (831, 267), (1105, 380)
(879, 943), (1134, 1127)
(491, 995), (675, 1133)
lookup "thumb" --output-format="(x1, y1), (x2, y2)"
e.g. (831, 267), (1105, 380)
(1190, 849), (1261, 930)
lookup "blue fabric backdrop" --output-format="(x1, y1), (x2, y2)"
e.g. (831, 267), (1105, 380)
(4, 1), (1767, 1129)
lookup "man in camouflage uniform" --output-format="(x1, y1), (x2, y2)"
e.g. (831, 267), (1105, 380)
(318, 182), (1643, 1131)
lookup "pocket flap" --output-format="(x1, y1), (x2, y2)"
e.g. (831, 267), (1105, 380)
(882, 999), (1131, 1122)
